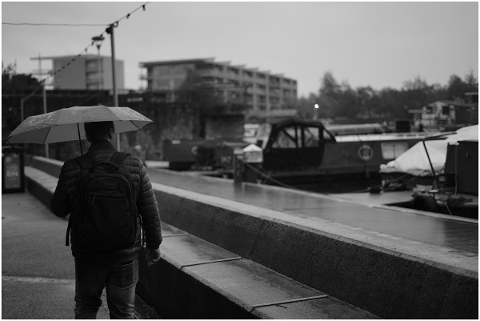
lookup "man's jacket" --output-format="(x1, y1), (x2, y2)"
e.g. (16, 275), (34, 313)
(51, 139), (162, 265)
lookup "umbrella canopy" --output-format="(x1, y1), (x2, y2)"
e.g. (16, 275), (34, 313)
(6, 106), (152, 145)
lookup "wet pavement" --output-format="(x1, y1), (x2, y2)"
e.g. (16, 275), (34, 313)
(2, 192), (159, 319)
(147, 168), (478, 254)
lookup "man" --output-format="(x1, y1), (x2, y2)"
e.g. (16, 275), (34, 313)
(51, 121), (162, 319)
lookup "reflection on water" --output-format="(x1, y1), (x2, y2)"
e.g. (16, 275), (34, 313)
(283, 179), (382, 194)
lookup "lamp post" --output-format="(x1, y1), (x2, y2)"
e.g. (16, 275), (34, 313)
(314, 103), (319, 120)
(25, 54), (49, 157)
(105, 24), (120, 151)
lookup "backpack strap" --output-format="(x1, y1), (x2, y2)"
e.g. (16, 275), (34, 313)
(66, 154), (94, 246)
(110, 152), (130, 165)
(110, 151), (142, 242)
(75, 154), (93, 169)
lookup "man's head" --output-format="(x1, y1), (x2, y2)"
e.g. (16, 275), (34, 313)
(84, 121), (115, 143)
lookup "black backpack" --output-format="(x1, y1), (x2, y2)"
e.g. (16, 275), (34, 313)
(66, 152), (139, 253)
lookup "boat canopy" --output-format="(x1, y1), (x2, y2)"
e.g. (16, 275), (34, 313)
(380, 125), (478, 176)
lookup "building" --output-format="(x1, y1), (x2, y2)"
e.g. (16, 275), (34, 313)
(32, 54), (124, 90)
(139, 58), (298, 112)
(409, 97), (478, 128)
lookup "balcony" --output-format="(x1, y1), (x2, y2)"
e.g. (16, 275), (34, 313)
(202, 103), (249, 116)
(139, 74), (152, 81)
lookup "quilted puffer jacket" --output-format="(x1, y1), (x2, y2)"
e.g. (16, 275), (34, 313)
(51, 139), (162, 265)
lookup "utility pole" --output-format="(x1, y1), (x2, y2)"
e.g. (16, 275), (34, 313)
(39, 55), (49, 158)
(28, 54), (50, 157)
(106, 24), (120, 151)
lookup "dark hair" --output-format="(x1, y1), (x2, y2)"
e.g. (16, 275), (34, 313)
(84, 121), (114, 142)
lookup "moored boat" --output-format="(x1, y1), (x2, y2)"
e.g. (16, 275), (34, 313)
(379, 125), (478, 218)
(164, 118), (432, 190)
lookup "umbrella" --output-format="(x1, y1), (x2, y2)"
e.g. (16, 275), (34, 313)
(6, 105), (153, 153)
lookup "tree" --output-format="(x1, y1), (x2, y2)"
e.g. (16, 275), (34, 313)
(294, 93), (318, 119)
(356, 86), (377, 120)
(2, 62), (41, 94)
(402, 76), (429, 91)
(2, 63), (44, 141)
(464, 69), (478, 91)
(446, 75), (466, 100)
(317, 72), (342, 118)
(446, 71), (478, 101)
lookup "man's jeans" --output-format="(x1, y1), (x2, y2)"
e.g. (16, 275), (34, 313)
(74, 259), (139, 319)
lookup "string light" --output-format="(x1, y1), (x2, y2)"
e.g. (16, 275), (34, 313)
(19, 2), (150, 109)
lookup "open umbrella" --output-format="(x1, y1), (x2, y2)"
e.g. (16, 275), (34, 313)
(6, 105), (153, 153)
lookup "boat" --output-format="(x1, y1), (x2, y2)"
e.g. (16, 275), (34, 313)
(379, 125), (478, 218)
(163, 118), (431, 190)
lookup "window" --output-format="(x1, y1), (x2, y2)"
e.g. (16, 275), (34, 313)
(86, 60), (98, 70)
(272, 126), (300, 149)
(381, 142), (409, 160)
(304, 126), (320, 147)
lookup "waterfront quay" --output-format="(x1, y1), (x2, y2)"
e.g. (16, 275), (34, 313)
(3, 156), (477, 319)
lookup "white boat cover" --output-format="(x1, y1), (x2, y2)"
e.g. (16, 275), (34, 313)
(380, 125), (478, 176)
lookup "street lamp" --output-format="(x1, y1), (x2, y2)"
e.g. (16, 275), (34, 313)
(105, 24), (120, 151)
(91, 35), (105, 90)
(314, 103), (319, 120)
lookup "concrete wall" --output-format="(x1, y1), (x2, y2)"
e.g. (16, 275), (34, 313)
(26, 156), (478, 319)
(152, 183), (477, 319)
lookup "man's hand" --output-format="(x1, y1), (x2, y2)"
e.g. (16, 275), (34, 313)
(145, 248), (161, 267)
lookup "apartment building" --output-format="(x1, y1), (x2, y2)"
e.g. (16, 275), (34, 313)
(139, 58), (297, 112)
(33, 54), (124, 90)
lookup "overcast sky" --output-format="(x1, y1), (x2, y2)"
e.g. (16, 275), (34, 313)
(2, 1), (478, 97)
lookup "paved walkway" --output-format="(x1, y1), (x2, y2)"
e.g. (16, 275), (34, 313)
(2, 192), (158, 319)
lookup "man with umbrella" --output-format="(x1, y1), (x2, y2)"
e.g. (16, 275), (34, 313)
(50, 120), (162, 319)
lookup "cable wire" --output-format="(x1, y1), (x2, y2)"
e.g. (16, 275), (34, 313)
(3, 22), (108, 26)
(17, 2), (150, 118)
